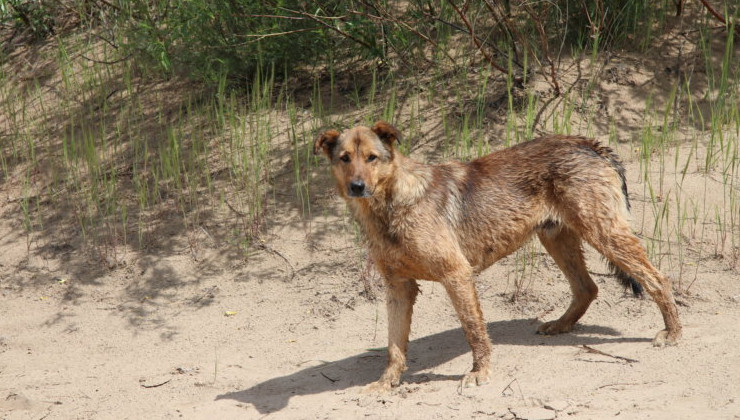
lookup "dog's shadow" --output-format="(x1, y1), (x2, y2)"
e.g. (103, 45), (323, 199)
(216, 319), (650, 414)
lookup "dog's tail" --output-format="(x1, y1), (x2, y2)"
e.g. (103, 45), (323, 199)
(608, 261), (644, 297)
(588, 141), (631, 212)
(590, 141), (644, 298)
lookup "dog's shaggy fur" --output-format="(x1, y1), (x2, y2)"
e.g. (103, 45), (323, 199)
(315, 121), (682, 391)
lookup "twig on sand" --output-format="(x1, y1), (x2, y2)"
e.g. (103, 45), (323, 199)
(255, 242), (296, 282)
(578, 345), (639, 363)
(140, 378), (172, 388)
(597, 380), (665, 390)
(500, 378), (526, 404)
(320, 372), (338, 383)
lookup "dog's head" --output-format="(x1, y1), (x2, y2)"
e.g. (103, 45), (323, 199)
(314, 121), (401, 198)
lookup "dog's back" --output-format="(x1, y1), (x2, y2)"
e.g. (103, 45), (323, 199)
(421, 136), (631, 271)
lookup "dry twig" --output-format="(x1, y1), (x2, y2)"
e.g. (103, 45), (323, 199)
(698, 0), (740, 35)
(578, 345), (639, 363)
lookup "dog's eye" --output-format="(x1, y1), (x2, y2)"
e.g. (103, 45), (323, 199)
(367, 155), (377, 162)
(339, 154), (350, 163)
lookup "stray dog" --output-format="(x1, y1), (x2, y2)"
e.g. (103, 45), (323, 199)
(314, 121), (682, 392)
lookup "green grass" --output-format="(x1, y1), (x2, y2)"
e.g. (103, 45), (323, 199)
(0, 5), (738, 297)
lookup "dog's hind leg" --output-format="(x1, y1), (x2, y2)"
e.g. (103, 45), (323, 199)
(364, 278), (419, 393)
(536, 225), (598, 335)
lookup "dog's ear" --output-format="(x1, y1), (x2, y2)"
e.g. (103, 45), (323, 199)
(371, 121), (401, 148)
(314, 129), (341, 158)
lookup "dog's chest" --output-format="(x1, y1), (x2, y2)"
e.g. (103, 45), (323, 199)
(353, 203), (451, 280)
(367, 237), (436, 280)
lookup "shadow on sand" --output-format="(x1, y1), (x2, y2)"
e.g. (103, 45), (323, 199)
(216, 318), (651, 414)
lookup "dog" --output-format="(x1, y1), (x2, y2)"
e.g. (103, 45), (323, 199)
(314, 121), (682, 392)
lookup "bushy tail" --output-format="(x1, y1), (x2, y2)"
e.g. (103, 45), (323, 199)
(590, 141), (642, 297)
(608, 261), (644, 297)
(590, 141), (631, 212)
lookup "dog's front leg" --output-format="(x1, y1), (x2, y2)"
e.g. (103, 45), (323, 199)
(443, 271), (493, 388)
(363, 278), (419, 393)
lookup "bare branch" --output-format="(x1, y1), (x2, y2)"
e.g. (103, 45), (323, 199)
(697, 0), (739, 35)
(348, 4), (456, 65)
(445, 0), (523, 86)
(279, 7), (376, 51)
(521, 4), (561, 95)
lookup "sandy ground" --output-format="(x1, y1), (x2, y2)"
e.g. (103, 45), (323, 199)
(2, 18), (740, 420)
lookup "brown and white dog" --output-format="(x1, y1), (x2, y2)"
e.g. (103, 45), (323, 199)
(314, 121), (681, 391)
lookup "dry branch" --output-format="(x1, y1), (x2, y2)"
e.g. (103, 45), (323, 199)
(578, 345), (639, 363)
(698, 0), (740, 35)
(445, 0), (523, 86)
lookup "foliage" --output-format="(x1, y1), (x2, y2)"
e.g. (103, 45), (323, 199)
(4, 0), (737, 87)
(0, 0), (58, 39)
(113, 0), (338, 83)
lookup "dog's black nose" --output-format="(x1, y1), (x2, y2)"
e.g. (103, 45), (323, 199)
(349, 180), (366, 196)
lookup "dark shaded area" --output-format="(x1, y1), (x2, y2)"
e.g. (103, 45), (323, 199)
(217, 318), (649, 414)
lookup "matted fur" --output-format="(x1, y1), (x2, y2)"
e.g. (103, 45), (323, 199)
(315, 121), (682, 392)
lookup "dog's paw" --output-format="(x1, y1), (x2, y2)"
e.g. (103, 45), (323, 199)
(652, 329), (681, 347)
(461, 369), (491, 388)
(361, 380), (393, 394)
(537, 320), (574, 335)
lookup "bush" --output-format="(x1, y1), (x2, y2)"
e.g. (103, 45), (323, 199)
(115, 0), (343, 83)
(0, 0), (58, 39)
(8, 0), (714, 88)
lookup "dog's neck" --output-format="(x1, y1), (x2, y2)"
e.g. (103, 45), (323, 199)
(383, 154), (432, 207)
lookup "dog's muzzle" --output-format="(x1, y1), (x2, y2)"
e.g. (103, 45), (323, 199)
(348, 180), (370, 198)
